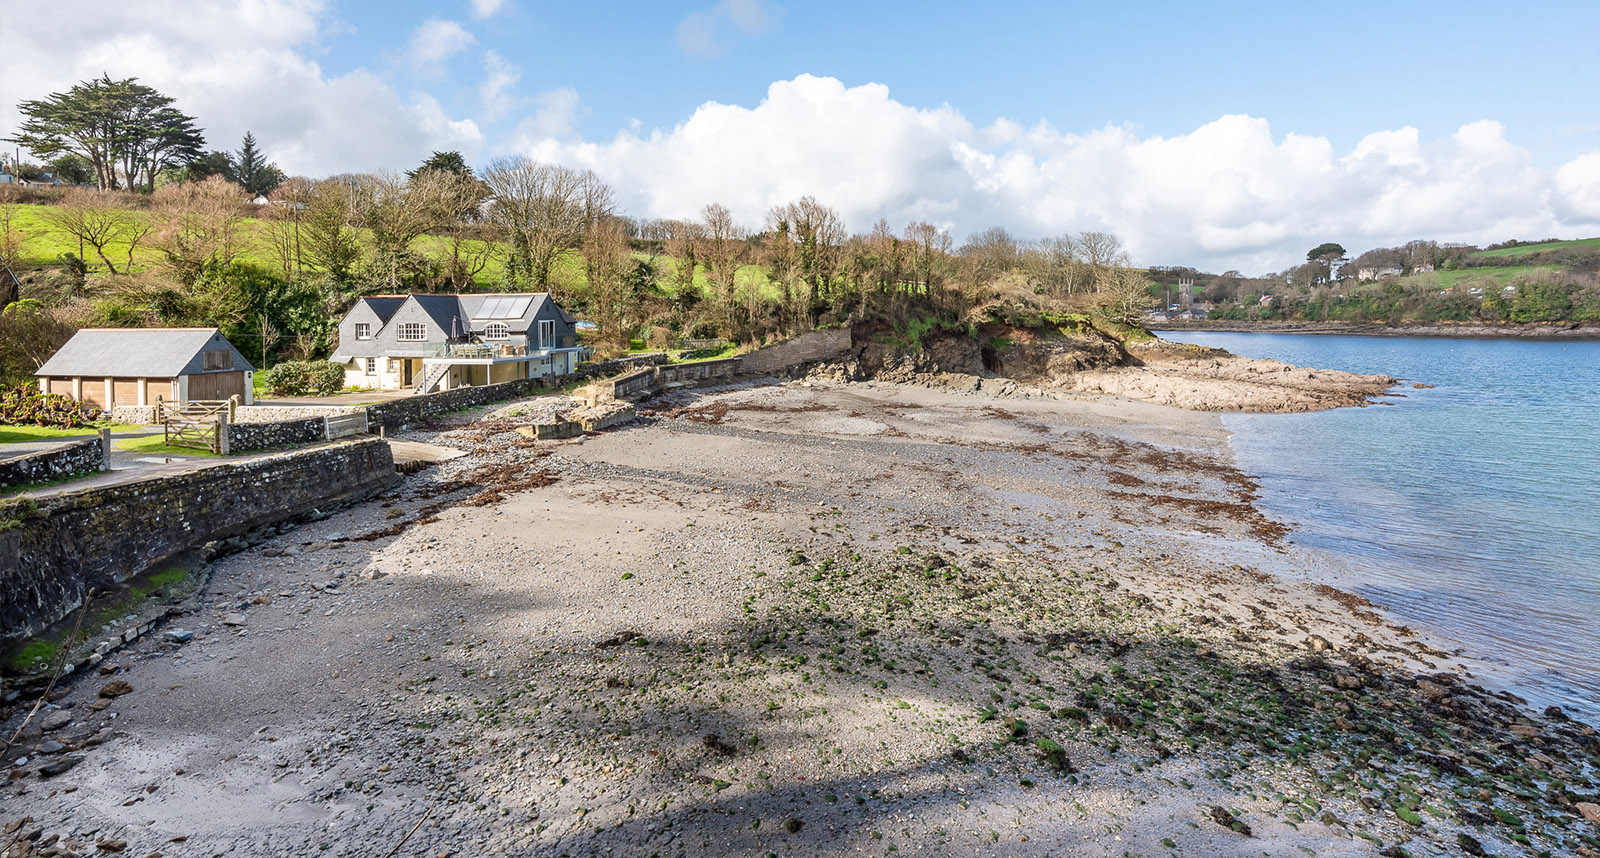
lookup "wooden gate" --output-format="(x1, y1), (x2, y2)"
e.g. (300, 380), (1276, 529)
(163, 401), (230, 453)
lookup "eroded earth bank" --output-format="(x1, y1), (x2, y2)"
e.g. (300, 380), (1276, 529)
(3, 380), (1597, 858)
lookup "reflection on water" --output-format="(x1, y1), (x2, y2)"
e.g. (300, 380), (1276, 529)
(1162, 332), (1600, 722)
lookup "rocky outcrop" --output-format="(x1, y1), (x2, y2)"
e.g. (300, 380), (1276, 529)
(803, 326), (1399, 413)
(1063, 340), (1400, 412)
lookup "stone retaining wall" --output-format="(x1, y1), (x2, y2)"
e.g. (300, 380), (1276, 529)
(226, 417), (327, 452)
(658, 358), (742, 385)
(0, 434), (107, 490)
(575, 353), (668, 379)
(0, 439), (399, 644)
(233, 405), (365, 423)
(366, 378), (550, 430)
(739, 329), (853, 375)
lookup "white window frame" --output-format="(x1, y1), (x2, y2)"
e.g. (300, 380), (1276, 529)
(397, 322), (426, 342)
(365, 357), (376, 374)
(354, 322), (372, 340)
(538, 319), (554, 350)
(484, 322), (509, 340)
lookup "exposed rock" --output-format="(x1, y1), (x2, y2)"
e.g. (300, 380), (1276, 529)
(1415, 680), (1449, 701)
(38, 756), (82, 777)
(38, 711), (71, 732)
(98, 680), (132, 699)
(163, 629), (194, 643)
(1574, 801), (1600, 824)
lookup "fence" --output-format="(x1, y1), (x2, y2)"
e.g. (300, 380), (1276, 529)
(163, 400), (232, 454)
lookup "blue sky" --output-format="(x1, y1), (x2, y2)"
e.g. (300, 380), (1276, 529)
(2, 0), (1597, 271)
(318, 0), (1600, 166)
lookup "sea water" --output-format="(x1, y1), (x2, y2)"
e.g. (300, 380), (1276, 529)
(1159, 331), (1600, 722)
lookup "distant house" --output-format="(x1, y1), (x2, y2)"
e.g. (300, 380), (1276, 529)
(36, 328), (256, 410)
(330, 293), (581, 394)
(1358, 266), (1404, 281)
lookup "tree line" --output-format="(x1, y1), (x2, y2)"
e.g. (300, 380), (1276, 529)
(0, 75), (1156, 385)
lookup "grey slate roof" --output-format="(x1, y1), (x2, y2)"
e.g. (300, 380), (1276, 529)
(411, 295), (468, 338)
(36, 328), (255, 378)
(362, 297), (406, 323)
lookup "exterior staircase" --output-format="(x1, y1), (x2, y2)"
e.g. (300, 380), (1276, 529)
(412, 362), (451, 395)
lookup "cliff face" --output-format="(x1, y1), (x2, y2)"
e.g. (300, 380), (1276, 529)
(802, 323), (1399, 413)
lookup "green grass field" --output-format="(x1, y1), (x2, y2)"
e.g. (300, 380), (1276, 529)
(1475, 237), (1600, 258)
(6, 202), (784, 300)
(1424, 266), (1559, 289)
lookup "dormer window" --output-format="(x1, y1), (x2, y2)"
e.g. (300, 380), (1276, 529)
(355, 323), (372, 340)
(484, 322), (509, 340)
(397, 322), (426, 341)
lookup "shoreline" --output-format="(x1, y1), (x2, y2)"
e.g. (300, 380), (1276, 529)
(1, 380), (1594, 857)
(1149, 320), (1600, 340)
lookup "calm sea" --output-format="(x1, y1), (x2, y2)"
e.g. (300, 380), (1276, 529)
(1159, 331), (1600, 722)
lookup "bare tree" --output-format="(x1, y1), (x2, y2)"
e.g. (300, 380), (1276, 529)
(302, 176), (363, 281)
(480, 156), (614, 293)
(1076, 230), (1129, 291)
(0, 299), (78, 377)
(0, 203), (26, 308)
(765, 196), (844, 326)
(582, 217), (638, 354)
(903, 220), (953, 302)
(150, 176), (251, 285)
(664, 218), (704, 304)
(699, 203), (748, 326)
(263, 177), (315, 279)
(39, 189), (150, 274)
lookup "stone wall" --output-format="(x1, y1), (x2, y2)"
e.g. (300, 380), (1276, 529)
(0, 439), (399, 644)
(366, 377), (552, 431)
(109, 406), (158, 425)
(0, 435), (107, 490)
(226, 416), (326, 452)
(574, 353), (667, 379)
(739, 329), (853, 375)
(658, 358), (741, 385)
(233, 405), (365, 423)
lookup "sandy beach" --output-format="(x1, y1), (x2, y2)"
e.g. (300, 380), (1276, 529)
(3, 378), (1595, 858)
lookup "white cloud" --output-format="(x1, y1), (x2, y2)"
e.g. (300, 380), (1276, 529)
(0, 0), (484, 178)
(409, 19), (475, 67)
(469, 0), (509, 19)
(516, 75), (1600, 272)
(676, 0), (779, 58)
(479, 50), (522, 122)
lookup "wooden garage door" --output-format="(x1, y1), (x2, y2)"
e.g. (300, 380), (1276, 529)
(79, 379), (108, 410)
(186, 371), (246, 402)
(112, 379), (142, 407)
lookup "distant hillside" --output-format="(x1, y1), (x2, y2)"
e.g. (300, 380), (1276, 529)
(1149, 236), (1600, 327)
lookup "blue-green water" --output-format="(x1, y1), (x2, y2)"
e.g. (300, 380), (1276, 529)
(1161, 332), (1600, 721)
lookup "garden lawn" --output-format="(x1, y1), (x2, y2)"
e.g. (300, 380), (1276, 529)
(113, 434), (224, 458)
(0, 423), (141, 445)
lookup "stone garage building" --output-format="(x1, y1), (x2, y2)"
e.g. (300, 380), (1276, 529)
(35, 328), (256, 410)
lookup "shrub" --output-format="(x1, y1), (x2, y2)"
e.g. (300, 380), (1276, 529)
(264, 361), (344, 397)
(0, 384), (100, 427)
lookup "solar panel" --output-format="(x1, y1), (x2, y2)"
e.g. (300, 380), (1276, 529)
(474, 295), (535, 319)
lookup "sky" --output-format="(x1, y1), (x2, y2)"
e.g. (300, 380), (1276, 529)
(1, 0), (1597, 273)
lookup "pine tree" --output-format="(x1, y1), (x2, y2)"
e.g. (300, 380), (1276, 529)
(233, 131), (285, 196)
(235, 132), (264, 194)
